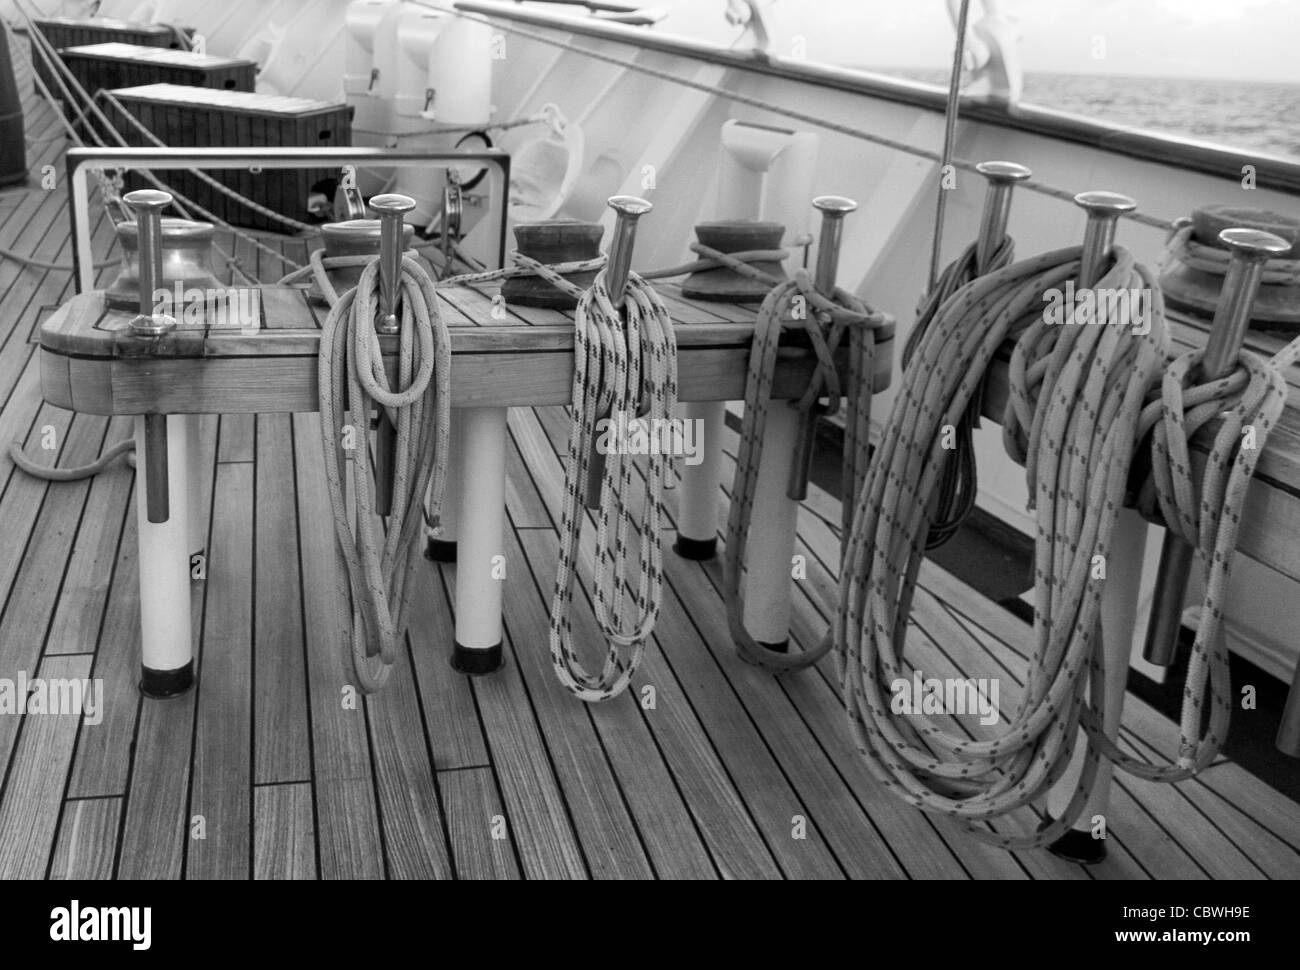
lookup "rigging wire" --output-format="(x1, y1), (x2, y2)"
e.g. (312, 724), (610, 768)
(929, 0), (971, 290)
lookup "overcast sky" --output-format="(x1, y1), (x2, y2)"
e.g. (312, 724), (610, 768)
(645, 0), (1299, 83)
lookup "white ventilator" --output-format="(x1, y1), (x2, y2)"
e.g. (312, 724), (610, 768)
(509, 104), (586, 224)
(343, 1), (492, 212)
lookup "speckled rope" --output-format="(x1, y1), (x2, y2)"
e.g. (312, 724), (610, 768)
(725, 269), (890, 672)
(841, 246), (1149, 847)
(318, 256), (452, 693)
(901, 237), (1015, 549)
(548, 268), (678, 702)
(1162, 224), (1300, 285)
(841, 242), (1300, 847)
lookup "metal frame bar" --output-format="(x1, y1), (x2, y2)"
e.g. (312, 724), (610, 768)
(65, 146), (512, 293)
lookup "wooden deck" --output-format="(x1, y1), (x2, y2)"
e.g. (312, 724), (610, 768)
(2, 58), (1299, 881)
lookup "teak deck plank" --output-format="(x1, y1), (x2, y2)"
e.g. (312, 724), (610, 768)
(439, 568), (590, 880)
(253, 783), (317, 880)
(187, 461), (255, 879)
(404, 561), (491, 771)
(498, 529), (658, 879)
(362, 635), (455, 880)
(49, 797), (123, 880)
(253, 412), (311, 784)
(507, 409), (784, 879)
(514, 529), (720, 880)
(436, 767), (521, 880)
(291, 410), (385, 879)
(0, 655), (94, 879)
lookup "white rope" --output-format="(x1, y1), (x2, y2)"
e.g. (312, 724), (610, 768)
(317, 255), (452, 693)
(548, 268), (678, 702)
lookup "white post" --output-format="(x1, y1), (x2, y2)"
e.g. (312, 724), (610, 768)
(672, 399), (725, 560)
(740, 405), (801, 651)
(1047, 510), (1145, 859)
(135, 414), (194, 697)
(426, 414), (463, 562)
(452, 405), (507, 674)
(186, 413), (205, 560)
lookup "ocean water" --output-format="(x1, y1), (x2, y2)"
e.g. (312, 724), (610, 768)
(886, 70), (1300, 161)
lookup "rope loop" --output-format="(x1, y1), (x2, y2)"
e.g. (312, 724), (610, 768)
(840, 239), (1300, 846)
(548, 269), (678, 701)
(1161, 224), (1300, 285)
(725, 270), (891, 673)
(318, 256), (452, 693)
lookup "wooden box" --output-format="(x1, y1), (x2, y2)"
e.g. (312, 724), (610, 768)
(57, 43), (256, 136)
(110, 83), (354, 231)
(30, 17), (184, 98)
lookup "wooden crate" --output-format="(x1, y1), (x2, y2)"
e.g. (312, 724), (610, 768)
(30, 17), (183, 98)
(110, 83), (354, 232)
(57, 43), (256, 137)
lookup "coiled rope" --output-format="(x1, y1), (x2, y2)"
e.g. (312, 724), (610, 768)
(1160, 223), (1300, 285)
(900, 236), (1015, 548)
(837, 243), (1299, 846)
(548, 268), (678, 701)
(317, 255), (452, 692)
(725, 267), (891, 671)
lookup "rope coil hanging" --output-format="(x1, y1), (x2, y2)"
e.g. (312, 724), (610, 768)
(725, 266), (890, 671)
(837, 241), (1300, 845)
(548, 267), (678, 702)
(317, 254), (452, 693)
(1161, 223), (1300, 285)
(901, 236), (1016, 549)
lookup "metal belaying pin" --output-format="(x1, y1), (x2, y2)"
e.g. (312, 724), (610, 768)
(370, 193), (416, 335)
(584, 195), (653, 511)
(368, 193), (417, 517)
(787, 195), (856, 502)
(973, 161), (1031, 275)
(1143, 227), (1291, 672)
(124, 189), (179, 525)
(1075, 191), (1137, 288)
(126, 189), (178, 339)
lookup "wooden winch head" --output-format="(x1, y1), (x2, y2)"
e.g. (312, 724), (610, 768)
(681, 220), (787, 302)
(501, 219), (604, 310)
(1159, 203), (1300, 330)
(104, 217), (224, 311)
(307, 218), (416, 304)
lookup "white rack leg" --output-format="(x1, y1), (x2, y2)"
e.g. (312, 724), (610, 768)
(673, 400), (724, 561)
(135, 414), (194, 698)
(741, 404), (800, 652)
(1046, 506), (1147, 862)
(452, 406), (506, 674)
(186, 413), (205, 560)
(426, 414), (464, 562)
